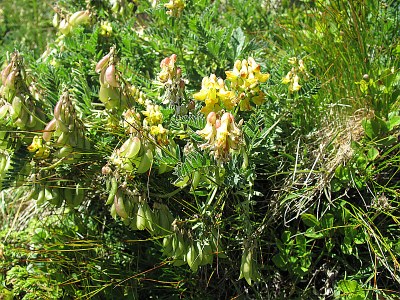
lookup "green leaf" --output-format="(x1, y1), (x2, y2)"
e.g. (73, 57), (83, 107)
(341, 234), (353, 255)
(281, 230), (292, 243)
(377, 135), (397, 147)
(173, 176), (190, 187)
(357, 79), (369, 94)
(304, 227), (324, 239)
(335, 165), (350, 182)
(362, 117), (388, 139)
(301, 213), (320, 227)
(337, 279), (366, 299)
(387, 115), (400, 130)
(355, 153), (368, 169)
(272, 254), (287, 270)
(320, 213), (334, 237)
(231, 27), (245, 58)
(338, 280), (358, 293)
(367, 147), (379, 161)
(295, 234), (307, 253)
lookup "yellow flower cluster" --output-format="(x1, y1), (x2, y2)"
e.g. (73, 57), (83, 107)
(122, 108), (142, 135)
(193, 74), (235, 115)
(225, 58), (270, 111)
(197, 111), (242, 162)
(158, 54), (186, 106)
(158, 54), (178, 84)
(142, 102), (163, 126)
(141, 101), (168, 145)
(193, 57), (270, 114)
(282, 57), (306, 93)
(100, 21), (113, 37)
(164, 0), (185, 17)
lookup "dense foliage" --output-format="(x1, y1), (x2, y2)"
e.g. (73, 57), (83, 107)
(0, 0), (399, 299)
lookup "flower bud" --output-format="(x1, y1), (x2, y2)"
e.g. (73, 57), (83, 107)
(102, 165), (112, 175)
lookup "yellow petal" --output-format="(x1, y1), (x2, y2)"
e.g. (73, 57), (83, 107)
(225, 71), (237, 81)
(256, 73), (270, 83)
(193, 89), (208, 101)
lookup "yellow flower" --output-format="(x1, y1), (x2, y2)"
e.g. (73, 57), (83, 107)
(165, 0), (185, 17)
(255, 72), (270, 83)
(298, 59), (305, 73)
(197, 112), (242, 162)
(251, 92), (265, 106)
(150, 124), (167, 136)
(28, 136), (50, 159)
(100, 21), (112, 36)
(214, 113), (230, 153)
(197, 112), (217, 147)
(227, 57), (269, 110)
(194, 75), (228, 114)
(150, 124), (169, 144)
(193, 89), (208, 101)
(142, 103), (163, 126)
(239, 98), (251, 111)
(195, 58), (269, 113)
(288, 57), (297, 65)
(282, 70), (292, 84)
(291, 75), (301, 92)
(282, 58), (307, 93)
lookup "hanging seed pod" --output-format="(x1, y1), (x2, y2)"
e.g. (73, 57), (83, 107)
(105, 65), (119, 87)
(55, 145), (73, 158)
(26, 113), (38, 129)
(59, 19), (71, 35)
(1, 62), (13, 84)
(142, 201), (154, 231)
(114, 189), (129, 219)
(43, 118), (57, 142)
(186, 243), (199, 272)
(69, 10), (90, 26)
(11, 96), (23, 119)
(14, 109), (28, 128)
(95, 53), (111, 73)
(52, 13), (59, 28)
(56, 132), (70, 145)
(136, 148), (153, 173)
(0, 104), (10, 119)
(53, 99), (63, 120)
(106, 177), (118, 205)
(5, 70), (17, 89)
(56, 119), (69, 133)
(136, 203), (147, 230)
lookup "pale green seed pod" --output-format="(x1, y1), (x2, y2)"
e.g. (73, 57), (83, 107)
(114, 190), (129, 219)
(136, 203), (147, 230)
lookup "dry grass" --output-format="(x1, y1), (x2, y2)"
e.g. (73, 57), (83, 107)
(271, 107), (372, 223)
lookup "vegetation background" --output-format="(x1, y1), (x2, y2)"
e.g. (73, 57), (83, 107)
(0, 0), (399, 299)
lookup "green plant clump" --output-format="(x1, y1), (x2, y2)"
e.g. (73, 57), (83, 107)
(0, 0), (399, 299)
